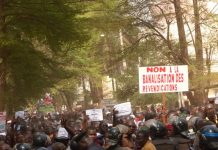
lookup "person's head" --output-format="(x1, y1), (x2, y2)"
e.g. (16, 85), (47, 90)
(166, 123), (174, 137)
(51, 142), (66, 150)
(150, 120), (167, 139)
(65, 119), (76, 136)
(55, 127), (69, 147)
(172, 117), (188, 137)
(199, 125), (218, 150)
(90, 121), (100, 131)
(205, 104), (216, 123)
(127, 120), (137, 134)
(120, 117), (128, 125)
(15, 143), (31, 150)
(187, 116), (200, 132)
(99, 121), (108, 134)
(179, 107), (190, 115)
(70, 140), (80, 150)
(71, 131), (88, 150)
(195, 119), (215, 131)
(87, 127), (97, 143)
(44, 126), (54, 141)
(167, 111), (178, 123)
(144, 112), (156, 121)
(107, 127), (121, 147)
(32, 132), (48, 148)
(135, 112), (144, 120)
(135, 127), (150, 150)
(120, 133), (131, 148)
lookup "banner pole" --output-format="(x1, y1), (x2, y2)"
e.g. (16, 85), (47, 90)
(162, 93), (167, 124)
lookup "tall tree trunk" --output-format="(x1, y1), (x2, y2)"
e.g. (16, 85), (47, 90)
(193, 0), (205, 105)
(82, 77), (89, 109)
(205, 46), (213, 98)
(60, 91), (71, 111)
(53, 94), (63, 113)
(89, 78), (103, 105)
(0, 0), (6, 111)
(173, 0), (189, 63)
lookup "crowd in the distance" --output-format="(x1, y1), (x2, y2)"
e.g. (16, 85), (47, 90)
(0, 100), (218, 150)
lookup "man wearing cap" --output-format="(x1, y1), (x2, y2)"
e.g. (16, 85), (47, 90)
(54, 127), (69, 147)
(135, 126), (156, 150)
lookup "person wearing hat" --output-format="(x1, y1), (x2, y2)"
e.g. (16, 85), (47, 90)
(54, 127), (69, 147)
(116, 124), (134, 149)
(105, 127), (131, 150)
(170, 117), (192, 150)
(32, 132), (48, 150)
(197, 125), (218, 150)
(192, 119), (215, 150)
(135, 126), (156, 150)
(14, 143), (31, 150)
(150, 121), (177, 150)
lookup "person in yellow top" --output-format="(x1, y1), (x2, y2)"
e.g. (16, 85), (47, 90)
(141, 140), (156, 150)
(135, 126), (156, 150)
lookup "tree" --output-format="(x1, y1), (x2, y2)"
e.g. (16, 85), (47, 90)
(68, 0), (134, 105)
(173, 0), (189, 63)
(77, 0), (179, 105)
(102, 0), (218, 106)
(0, 0), (86, 112)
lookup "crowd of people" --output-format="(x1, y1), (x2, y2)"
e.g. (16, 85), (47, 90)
(0, 101), (218, 150)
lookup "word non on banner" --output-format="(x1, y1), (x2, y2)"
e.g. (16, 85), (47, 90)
(0, 112), (6, 134)
(114, 102), (132, 117)
(139, 65), (188, 93)
(86, 109), (103, 122)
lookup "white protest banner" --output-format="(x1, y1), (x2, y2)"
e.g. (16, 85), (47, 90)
(114, 102), (132, 117)
(15, 111), (25, 119)
(86, 109), (103, 122)
(139, 65), (188, 93)
(0, 112), (6, 133)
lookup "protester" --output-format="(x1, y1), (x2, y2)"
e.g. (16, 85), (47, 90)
(51, 142), (66, 150)
(2, 100), (218, 150)
(135, 126), (156, 150)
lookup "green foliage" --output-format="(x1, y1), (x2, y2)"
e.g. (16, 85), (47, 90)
(7, 41), (51, 98)
(4, 0), (218, 112)
(79, 0), (174, 105)
(0, 0), (88, 111)
(81, 0), (132, 32)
